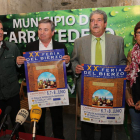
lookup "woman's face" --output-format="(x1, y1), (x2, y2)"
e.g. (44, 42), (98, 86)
(135, 29), (140, 45)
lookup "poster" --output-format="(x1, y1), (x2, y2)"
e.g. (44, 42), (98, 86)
(81, 64), (127, 124)
(23, 49), (69, 109)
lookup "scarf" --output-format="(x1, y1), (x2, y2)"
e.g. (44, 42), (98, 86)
(126, 43), (140, 87)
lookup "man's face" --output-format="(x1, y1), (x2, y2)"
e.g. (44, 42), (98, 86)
(38, 23), (54, 43)
(0, 23), (4, 42)
(135, 29), (140, 45)
(90, 14), (107, 37)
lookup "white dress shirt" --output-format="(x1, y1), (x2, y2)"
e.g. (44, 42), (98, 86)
(39, 39), (53, 51)
(39, 39), (69, 67)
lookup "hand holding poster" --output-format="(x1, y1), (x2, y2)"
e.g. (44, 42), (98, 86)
(23, 49), (69, 109)
(81, 64), (127, 124)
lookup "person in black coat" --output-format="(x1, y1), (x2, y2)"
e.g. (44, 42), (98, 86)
(17, 19), (71, 139)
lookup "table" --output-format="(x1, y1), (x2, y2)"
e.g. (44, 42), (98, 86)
(0, 130), (63, 140)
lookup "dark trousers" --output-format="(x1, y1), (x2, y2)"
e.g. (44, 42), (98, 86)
(37, 106), (64, 139)
(0, 94), (24, 132)
(81, 121), (113, 140)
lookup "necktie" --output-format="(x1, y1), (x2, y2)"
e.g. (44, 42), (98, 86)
(95, 38), (102, 65)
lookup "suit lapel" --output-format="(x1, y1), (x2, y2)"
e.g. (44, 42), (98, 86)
(52, 40), (56, 49)
(82, 35), (91, 64)
(105, 34), (113, 65)
(35, 40), (39, 51)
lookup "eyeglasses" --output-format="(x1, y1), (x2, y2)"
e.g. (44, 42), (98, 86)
(136, 32), (140, 36)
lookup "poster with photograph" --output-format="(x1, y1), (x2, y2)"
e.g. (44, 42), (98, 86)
(23, 49), (69, 109)
(81, 64), (127, 124)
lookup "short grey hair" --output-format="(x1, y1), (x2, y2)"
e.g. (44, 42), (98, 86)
(89, 10), (107, 23)
(38, 19), (55, 32)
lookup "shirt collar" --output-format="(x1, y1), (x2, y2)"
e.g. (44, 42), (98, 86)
(39, 39), (52, 46)
(92, 32), (105, 41)
(0, 41), (3, 48)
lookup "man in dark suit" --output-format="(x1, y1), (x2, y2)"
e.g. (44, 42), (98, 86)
(17, 19), (70, 139)
(71, 10), (126, 140)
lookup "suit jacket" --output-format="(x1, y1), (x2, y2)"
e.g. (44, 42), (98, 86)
(26, 40), (71, 70)
(71, 34), (126, 100)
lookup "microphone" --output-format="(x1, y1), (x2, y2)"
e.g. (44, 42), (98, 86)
(30, 106), (42, 140)
(0, 106), (12, 132)
(0, 109), (2, 115)
(9, 109), (29, 140)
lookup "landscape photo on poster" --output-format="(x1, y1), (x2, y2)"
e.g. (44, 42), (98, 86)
(38, 71), (57, 90)
(92, 89), (113, 107)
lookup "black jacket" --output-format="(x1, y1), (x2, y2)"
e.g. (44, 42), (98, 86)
(25, 40), (71, 70)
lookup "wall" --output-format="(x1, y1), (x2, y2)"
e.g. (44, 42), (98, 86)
(0, 0), (140, 15)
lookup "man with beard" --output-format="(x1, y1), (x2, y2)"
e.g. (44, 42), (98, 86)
(71, 10), (126, 140)
(17, 19), (70, 139)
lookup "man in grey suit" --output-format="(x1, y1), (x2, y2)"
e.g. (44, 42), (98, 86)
(71, 10), (126, 140)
